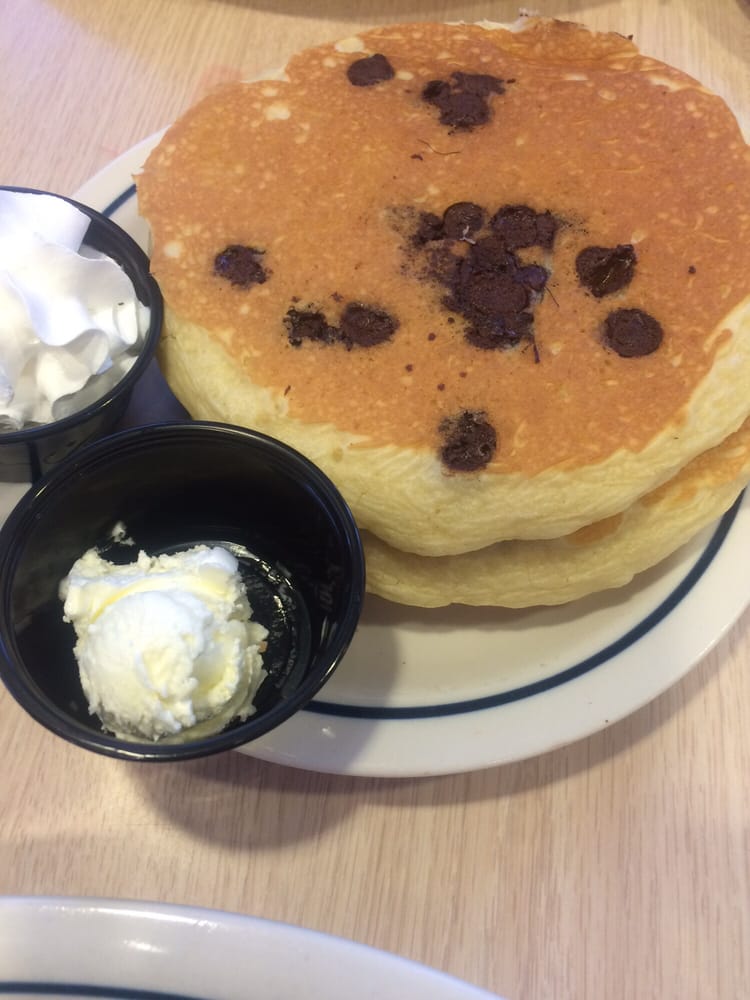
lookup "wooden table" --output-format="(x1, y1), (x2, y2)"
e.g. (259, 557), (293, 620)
(1, 2), (749, 997)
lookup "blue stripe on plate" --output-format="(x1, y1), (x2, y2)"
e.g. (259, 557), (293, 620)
(104, 187), (743, 722)
(309, 495), (740, 719)
(103, 185), (137, 219)
(0, 985), (207, 1000)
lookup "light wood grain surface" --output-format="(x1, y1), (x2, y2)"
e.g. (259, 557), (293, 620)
(2, 2), (750, 998)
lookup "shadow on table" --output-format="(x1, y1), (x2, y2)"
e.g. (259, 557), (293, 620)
(126, 612), (742, 849)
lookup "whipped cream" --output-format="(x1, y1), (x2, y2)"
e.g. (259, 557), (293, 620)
(60, 543), (268, 742)
(0, 190), (150, 431)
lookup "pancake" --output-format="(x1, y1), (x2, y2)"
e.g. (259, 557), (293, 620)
(362, 416), (750, 608)
(137, 18), (750, 558)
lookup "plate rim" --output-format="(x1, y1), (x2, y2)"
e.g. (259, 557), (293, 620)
(0, 895), (502, 999)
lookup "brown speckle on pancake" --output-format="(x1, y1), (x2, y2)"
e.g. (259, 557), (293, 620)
(603, 308), (663, 357)
(439, 409), (497, 471)
(576, 244), (637, 297)
(213, 245), (267, 287)
(347, 53), (395, 87)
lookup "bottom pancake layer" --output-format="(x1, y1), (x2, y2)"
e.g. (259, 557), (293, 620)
(362, 419), (750, 607)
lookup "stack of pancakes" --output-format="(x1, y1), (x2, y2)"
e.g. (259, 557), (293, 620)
(137, 18), (750, 607)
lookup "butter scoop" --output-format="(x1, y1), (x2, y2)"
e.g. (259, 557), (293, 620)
(60, 544), (269, 742)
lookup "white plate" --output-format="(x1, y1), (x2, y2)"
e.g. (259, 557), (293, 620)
(0, 896), (502, 998)
(64, 138), (750, 776)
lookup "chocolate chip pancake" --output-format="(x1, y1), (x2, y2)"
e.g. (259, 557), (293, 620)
(138, 18), (750, 561)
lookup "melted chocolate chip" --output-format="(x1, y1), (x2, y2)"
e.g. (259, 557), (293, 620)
(452, 72), (506, 98)
(439, 410), (497, 471)
(443, 91), (491, 129)
(347, 53), (395, 87)
(339, 303), (398, 347)
(467, 235), (516, 273)
(415, 203), (486, 245)
(442, 202), (485, 240)
(461, 270), (529, 319)
(422, 79), (450, 102)
(465, 312), (533, 350)
(603, 308), (663, 357)
(285, 301), (399, 349)
(422, 72), (505, 131)
(407, 200), (553, 358)
(414, 211), (445, 244)
(490, 205), (558, 250)
(440, 238), (539, 354)
(515, 264), (549, 293)
(575, 244), (637, 297)
(427, 243), (462, 287)
(284, 308), (337, 347)
(214, 245), (267, 287)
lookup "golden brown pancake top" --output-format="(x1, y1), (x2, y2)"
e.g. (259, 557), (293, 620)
(138, 19), (750, 476)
